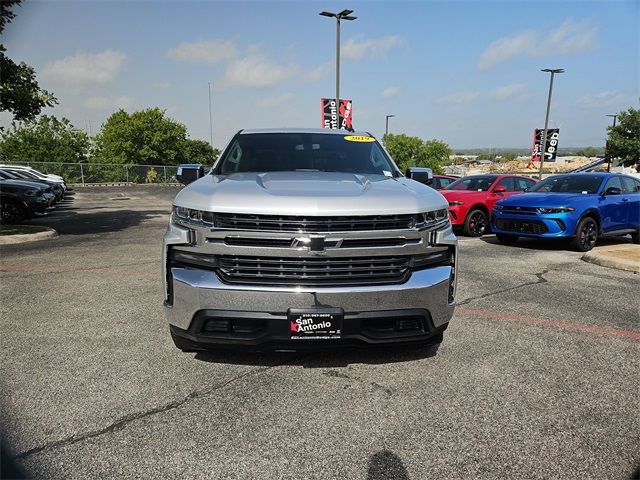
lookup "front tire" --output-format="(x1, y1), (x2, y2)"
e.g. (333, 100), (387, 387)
(571, 217), (598, 252)
(463, 209), (488, 237)
(631, 230), (639, 244)
(496, 233), (519, 244)
(0, 199), (26, 224)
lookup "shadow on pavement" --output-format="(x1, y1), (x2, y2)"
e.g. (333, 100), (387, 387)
(366, 450), (410, 480)
(194, 343), (440, 368)
(31, 209), (169, 235)
(479, 233), (633, 251)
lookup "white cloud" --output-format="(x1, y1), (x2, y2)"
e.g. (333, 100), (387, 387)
(167, 40), (236, 65)
(84, 95), (134, 110)
(256, 92), (295, 109)
(576, 91), (631, 108)
(489, 83), (527, 101)
(42, 50), (128, 86)
(219, 53), (298, 89)
(304, 62), (331, 82)
(478, 19), (597, 70)
(151, 82), (172, 91)
(435, 91), (479, 105)
(382, 86), (401, 98)
(342, 35), (402, 61)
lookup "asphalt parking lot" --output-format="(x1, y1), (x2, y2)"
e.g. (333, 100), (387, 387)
(1, 186), (638, 479)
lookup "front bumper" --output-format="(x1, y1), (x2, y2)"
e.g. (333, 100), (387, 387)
(163, 223), (457, 350)
(491, 210), (577, 238)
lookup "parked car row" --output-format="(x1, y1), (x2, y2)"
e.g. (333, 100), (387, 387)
(0, 165), (69, 224)
(427, 172), (639, 252)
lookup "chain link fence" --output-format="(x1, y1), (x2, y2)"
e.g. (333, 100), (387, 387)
(1, 161), (181, 185)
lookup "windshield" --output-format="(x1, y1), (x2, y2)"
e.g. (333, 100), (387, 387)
(446, 175), (496, 192)
(5, 169), (37, 180)
(216, 133), (398, 176)
(529, 175), (603, 194)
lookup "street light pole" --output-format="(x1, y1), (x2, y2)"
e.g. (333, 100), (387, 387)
(320, 9), (357, 129)
(208, 82), (213, 149)
(605, 114), (618, 172)
(538, 68), (564, 179)
(385, 114), (395, 137)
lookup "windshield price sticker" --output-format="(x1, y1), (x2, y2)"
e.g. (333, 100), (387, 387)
(344, 135), (375, 143)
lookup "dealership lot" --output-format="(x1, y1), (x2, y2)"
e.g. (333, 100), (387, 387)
(1, 186), (638, 479)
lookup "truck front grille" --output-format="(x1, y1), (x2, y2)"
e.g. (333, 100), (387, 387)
(217, 255), (410, 287)
(215, 213), (415, 232)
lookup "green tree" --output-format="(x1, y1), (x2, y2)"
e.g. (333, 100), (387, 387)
(93, 108), (194, 166)
(0, 115), (90, 163)
(0, 1), (57, 121)
(383, 134), (448, 174)
(182, 138), (219, 165)
(607, 107), (640, 167)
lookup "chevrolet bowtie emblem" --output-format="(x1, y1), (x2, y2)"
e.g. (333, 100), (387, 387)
(292, 236), (342, 253)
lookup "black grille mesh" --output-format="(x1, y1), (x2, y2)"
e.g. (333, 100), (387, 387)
(217, 255), (410, 286)
(215, 213), (415, 232)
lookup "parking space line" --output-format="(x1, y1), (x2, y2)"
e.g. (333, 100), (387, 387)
(457, 306), (640, 341)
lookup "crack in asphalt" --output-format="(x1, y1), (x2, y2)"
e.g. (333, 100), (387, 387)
(457, 268), (551, 306)
(13, 356), (305, 461)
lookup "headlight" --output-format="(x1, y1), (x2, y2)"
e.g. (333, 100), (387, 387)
(24, 189), (40, 197)
(448, 201), (464, 206)
(415, 208), (449, 229)
(172, 205), (215, 226)
(494, 205), (504, 210)
(537, 207), (575, 213)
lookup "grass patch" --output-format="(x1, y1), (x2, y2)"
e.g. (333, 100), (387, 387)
(0, 225), (49, 236)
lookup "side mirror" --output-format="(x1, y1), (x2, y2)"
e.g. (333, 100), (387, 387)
(406, 167), (433, 185)
(604, 186), (621, 196)
(176, 164), (204, 185)
(493, 185), (507, 194)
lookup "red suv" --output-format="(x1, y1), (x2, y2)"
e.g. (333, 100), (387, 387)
(441, 174), (537, 236)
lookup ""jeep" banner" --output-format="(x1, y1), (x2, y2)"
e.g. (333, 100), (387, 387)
(531, 128), (560, 162)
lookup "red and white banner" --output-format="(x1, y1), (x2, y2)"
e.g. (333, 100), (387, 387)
(321, 98), (353, 130)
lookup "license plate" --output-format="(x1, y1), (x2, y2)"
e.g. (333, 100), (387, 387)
(288, 308), (343, 340)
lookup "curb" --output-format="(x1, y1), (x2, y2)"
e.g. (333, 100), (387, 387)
(0, 227), (58, 245)
(582, 245), (640, 274)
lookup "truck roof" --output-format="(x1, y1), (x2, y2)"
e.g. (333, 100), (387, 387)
(239, 128), (373, 136)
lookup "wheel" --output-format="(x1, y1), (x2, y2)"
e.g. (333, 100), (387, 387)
(632, 230), (639, 244)
(463, 209), (488, 237)
(570, 217), (598, 252)
(0, 199), (26, 224)
(496, 233), (519, 244)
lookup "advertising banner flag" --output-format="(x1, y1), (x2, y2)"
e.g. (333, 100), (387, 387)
(531, 128), (560, 162)
(321, 98), (353, 130)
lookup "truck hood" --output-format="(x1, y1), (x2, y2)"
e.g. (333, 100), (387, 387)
(173, 171), (448, 215)
(497, 192), (594, 207)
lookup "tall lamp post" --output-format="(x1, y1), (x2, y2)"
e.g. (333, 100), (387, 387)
(605, 114), (618, 172)
(208, 82), (214, 149)
(537, 68), (564, 179)
(385, 114), (395, 137)
(320, 9), (357, 128)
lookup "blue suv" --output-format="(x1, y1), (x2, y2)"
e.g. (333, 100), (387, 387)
(491, 173), (640, 251)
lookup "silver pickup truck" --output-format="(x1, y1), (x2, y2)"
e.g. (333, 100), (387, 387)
(163, 128), (457, 352)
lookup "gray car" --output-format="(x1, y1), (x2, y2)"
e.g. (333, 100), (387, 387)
(163, 128), (458, 351)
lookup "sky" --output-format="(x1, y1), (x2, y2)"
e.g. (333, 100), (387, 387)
(2, 0), (638, 149)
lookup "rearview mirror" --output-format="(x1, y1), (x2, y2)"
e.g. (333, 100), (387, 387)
(176, 164), (204, 185)
(406, 167), (433, 185)
(604, 186), (621, 196)
(493, 185), (507, 193)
